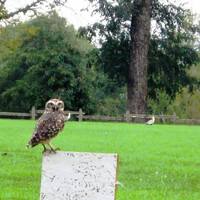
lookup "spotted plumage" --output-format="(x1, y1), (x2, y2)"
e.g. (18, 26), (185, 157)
(26, 99), (70, 153)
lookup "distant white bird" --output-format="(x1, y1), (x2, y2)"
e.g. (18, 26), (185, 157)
(146, 116), (155, 125)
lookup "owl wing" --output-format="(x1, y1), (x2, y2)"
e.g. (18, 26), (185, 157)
(27, 112), (66, 147)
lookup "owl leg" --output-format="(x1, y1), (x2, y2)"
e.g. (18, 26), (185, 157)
(42, 144), (49, 153)
(48, 143), (60, 153)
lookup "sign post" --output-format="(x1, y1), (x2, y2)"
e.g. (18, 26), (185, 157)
(40, 151), (119, 200)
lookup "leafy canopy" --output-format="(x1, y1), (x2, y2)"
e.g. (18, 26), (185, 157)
(87, 0), (200, 100)
(0, 11), (97, 113)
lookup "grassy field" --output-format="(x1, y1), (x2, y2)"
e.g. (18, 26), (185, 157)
(0, 119), (200, 200)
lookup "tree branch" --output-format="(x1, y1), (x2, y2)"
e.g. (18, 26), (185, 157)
(0, 0), (68, 21)
(0, 0), (7, 5)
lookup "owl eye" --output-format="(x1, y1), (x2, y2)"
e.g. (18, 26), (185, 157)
(58, 102), (62, 106)
(48, 102), (54, 107)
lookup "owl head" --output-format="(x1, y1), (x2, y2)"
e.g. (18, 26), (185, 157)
(45, 99), (64, 112)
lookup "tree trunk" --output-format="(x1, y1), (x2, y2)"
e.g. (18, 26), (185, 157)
(127, 0), (152, 117)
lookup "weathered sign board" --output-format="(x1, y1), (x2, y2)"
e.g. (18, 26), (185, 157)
(40, 151), (119, 200)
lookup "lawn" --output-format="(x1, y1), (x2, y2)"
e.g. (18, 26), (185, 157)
(0, 119), (200, 200)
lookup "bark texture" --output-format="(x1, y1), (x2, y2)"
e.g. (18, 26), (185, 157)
(127, 0), (152, 115)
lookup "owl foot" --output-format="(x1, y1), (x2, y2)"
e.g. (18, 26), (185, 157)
(50, 147), (60, 153)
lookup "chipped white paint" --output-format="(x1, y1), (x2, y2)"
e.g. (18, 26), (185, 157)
(40, 151), (118, 200)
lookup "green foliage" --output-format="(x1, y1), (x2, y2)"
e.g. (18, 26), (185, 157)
(0, 12), (97, 113)
(80, 47), (127, 116)
(1, 120), (200, 199)
(148, 4), (200, 99)
(96, 87), (127, 116)
(167, 88), (200, 119)
(0, 1), (8, 21)
(147, 92), (172, 114)
(148, 63), (200, 119)
(98, 35), (129, 87)
(87, 0), (200, 100)
(147, 86), (200, 120)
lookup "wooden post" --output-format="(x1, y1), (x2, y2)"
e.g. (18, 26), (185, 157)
(173, 112), (177, 124)
(31, 106), (36, 120)
(79, 108), (83, 122)
(160, 111), (166, 124)
(125, 110), (131, 123)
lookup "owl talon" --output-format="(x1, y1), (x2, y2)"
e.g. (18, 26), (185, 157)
(50, 148), (60, 153)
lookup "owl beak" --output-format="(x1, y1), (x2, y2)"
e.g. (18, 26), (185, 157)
(53, 107), (58, 111)
(55, 106), (59, 111)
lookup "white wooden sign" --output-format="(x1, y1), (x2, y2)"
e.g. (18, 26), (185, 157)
(40, 151), (118, 200)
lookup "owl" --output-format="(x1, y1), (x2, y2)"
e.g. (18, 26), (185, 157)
(26, 99), (71, 153)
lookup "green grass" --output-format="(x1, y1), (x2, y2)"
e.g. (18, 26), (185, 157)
(0, 119), (200, 200)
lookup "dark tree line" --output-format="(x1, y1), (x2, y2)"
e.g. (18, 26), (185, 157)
(0, 0), (199, 116)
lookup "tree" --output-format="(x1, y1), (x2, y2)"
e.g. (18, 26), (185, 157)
(87, 0), (200, 115)
(0, 12), (96, 113)
(127, 0), (152, 114)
